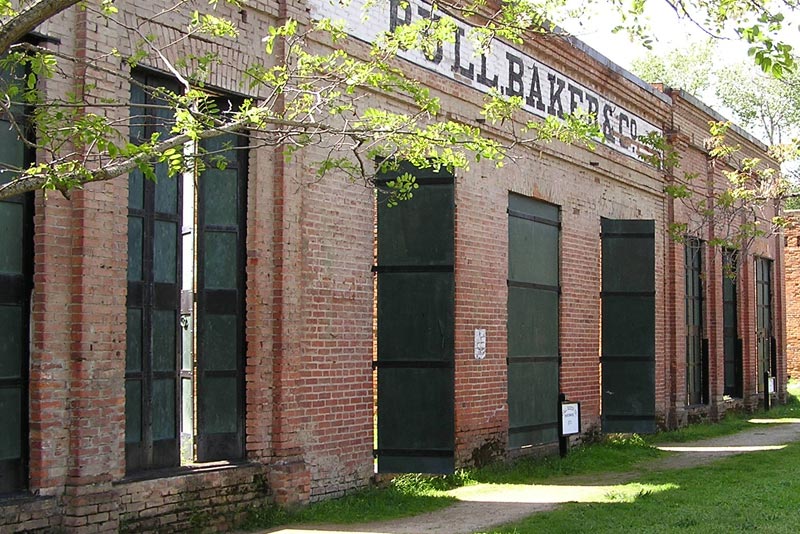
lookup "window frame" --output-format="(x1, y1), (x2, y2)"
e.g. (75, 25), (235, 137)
(125, 71), (248, 473)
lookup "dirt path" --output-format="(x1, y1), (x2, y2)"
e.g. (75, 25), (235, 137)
(260, 419), (800, 534)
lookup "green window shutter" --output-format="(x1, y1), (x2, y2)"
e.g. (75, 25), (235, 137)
(0, 114), (32, 493)
(755, 257), (773, 388)
(0, 56), (32, 492)
(507, 194), (560, 448)
(376, 163), (455, 474)
(684, 238), (706, 405)
(601, 219), (656, 433)
(722, 250), (742, 397)
(125, 73), (181, 472)
(195, 130), (247, 462)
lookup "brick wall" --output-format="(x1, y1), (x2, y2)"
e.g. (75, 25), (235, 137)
(665, 90), (787, 418)
(785, 212), (800, 379)
(117, 464), (269, 532)
(0, 496), (60, 532)
(2, 0), (789, 531)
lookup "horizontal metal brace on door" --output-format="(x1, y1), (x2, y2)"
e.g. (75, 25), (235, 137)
(600, 232), (654, 238)
(600, 291), (655, 297)
(373, 448), (454, 458)
(372, 265), (454, 273)
(507, 208), (561, 228)
(374, 177), (454, 186)
(372, 360), (454, 369)
(599, 355), (654, 362)
(508, 422), (558, 434)
(508, 280), (560, 293)
(507, 356), (560, 364)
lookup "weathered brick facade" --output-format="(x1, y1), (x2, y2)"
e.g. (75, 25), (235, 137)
(784, 212), (800, 380)
(0, 0), (787, 531)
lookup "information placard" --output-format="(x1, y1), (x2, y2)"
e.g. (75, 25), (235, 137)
(560, 401), (581, 436)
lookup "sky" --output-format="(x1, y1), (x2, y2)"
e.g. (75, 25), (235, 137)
(560, 1), (749, 72)
(557, 1), (800, 141)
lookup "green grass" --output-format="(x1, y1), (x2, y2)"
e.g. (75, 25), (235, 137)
(241, 382), (800, 530)
(468, 434), (662, 484)
(489, 440), (800, 533)
(239, 475), (461, 529)
(646, 381), (800, 444)
(240, 436), (661, 530)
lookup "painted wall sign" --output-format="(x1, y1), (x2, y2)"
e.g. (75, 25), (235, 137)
(309, 0), (662, 159)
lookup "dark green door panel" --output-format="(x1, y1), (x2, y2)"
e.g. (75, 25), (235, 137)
(376, 164), (454, 474)
(0, 109), (32, 493)
(196, 131), (247, 462)
(507, 287), (559, 358)
(602, 295), (655, 358)
(601, 219), (655, 434)
(377, 272), (454, 361)
(685, 239), (706, 405)
(722, 250), (742, 397)
(507, 194), (560, 448)
(756, 257), (773, 389)
(126, 73), (181, 472)
(507, 360), (559, 446)
(377, 366), (454, 473)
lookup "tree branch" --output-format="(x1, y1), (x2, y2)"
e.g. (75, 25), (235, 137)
(0, 0), (80, 55)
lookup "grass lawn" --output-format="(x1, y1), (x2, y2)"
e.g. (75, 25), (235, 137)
(241, 382), (800, 530)
(644, 381), (800, 444)
(240, 436), (661, 529)
(489, 440), (800, 533)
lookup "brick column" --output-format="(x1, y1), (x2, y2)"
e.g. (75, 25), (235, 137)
(705, 161), (723, 418)
(60, 7), (126, 529)
(268, 138), (311, 506)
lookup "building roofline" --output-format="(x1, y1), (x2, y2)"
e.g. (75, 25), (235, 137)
(562, 33), (673, 106)
(664, 88), (769, 150)
(558, 30), (767, 150)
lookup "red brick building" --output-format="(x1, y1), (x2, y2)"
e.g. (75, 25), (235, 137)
(0, 0), (787, 531)
(784, 212), (800, 380)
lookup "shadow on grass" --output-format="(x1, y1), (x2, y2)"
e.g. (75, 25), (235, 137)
(244, 383), (800, 532)
(466, 435), (662, 486)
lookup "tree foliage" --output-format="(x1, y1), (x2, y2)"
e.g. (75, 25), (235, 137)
(639, 120), (790, 264)
(716, 62), (800, 145)
(0, 0), (798, 204)
(630, 40), (716, 96)
(633, 39), (800, 213)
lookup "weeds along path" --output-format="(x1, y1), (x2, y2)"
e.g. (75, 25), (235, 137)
(261, 420), (800, 534)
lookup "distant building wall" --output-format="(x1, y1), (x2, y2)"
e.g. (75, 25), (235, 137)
(784, 212), (800, 380)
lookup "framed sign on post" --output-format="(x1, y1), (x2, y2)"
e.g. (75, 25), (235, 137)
(558, 396), (580, 458)
(560, 401), (581, 436)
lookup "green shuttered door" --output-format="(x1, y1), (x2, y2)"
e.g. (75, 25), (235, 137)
(196, 133), (247, 461)
(685, 239), (706, 405)
(507, 195), (560, 448)
(722, 250), (742, 397)
(601, 219), (655, 433)
(0, 111), (31, 493)
(376, 164), (454, 474)
(126, 73), (182, 471)
(126, 80), (247, 470)
(756, 257), (773, 386)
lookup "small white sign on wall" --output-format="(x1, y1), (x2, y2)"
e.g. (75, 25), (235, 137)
(474, 329), (486, 360)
